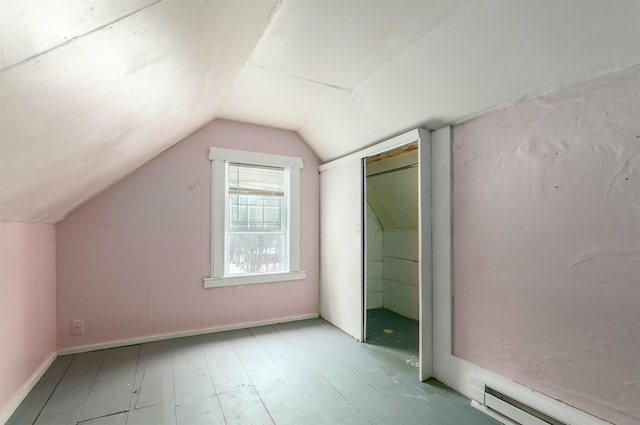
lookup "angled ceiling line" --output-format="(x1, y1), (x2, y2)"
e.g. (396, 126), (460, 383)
(291, 91), (355, 134)
(215, 0), (284, 111)
(256, 65), (352, 93)
(295, 90), (382, 156)
(442, 60), (640, 132)
(267, 0), (286, 21)
(350, 90), (379, 128)
(0, 0), (166, 74)
(350, 2), (462, 95)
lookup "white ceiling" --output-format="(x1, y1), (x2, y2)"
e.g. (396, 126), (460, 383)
(1, 0), (639, 223)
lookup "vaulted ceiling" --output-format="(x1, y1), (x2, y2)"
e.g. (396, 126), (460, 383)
(1, 0), (639, 223)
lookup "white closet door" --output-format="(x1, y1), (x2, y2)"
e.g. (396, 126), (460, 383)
(319, 157), (363, 341)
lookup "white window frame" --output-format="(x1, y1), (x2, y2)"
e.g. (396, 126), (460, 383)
(204, 148), (306, 288)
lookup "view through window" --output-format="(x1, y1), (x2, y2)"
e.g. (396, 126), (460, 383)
(226, 163), (288, 274)
(206, 147), (305, 288)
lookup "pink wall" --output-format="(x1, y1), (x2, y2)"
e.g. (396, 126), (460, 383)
(56, 119), (320, 351)
(0, 223), (56, 421)
(453, 66), (639, 424)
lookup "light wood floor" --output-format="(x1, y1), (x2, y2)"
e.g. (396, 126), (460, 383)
(8, 317), (498, 425)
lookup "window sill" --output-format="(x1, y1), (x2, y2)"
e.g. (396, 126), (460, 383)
(203, 271), (307, 289)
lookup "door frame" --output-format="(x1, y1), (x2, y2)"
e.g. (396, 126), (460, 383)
(319, 128), (432, 380)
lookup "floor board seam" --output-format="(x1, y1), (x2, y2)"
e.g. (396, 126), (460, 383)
(29, 354), (76, 425)
(10, 317), (500, 425)
(76, 409), (129, 424)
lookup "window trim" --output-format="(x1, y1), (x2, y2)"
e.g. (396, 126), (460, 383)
(204, 148), (306, 288)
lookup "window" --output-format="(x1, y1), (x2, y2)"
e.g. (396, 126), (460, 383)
(205, 148), (306, 288)
(227, 163), (287, 274)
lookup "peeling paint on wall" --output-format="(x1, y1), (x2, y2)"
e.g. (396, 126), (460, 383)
(453, 65), (640, 425)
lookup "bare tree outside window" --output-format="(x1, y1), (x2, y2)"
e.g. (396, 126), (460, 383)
(207, 148), (304, 288)
(226, 163), (288, 274)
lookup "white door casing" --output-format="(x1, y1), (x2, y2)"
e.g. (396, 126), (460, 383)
(319, 128), (431, 377)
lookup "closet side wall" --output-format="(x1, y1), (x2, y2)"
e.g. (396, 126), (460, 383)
(366, 209), (384, 309)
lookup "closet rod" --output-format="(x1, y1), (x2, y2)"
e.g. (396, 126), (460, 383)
(366, 163), (417, 178)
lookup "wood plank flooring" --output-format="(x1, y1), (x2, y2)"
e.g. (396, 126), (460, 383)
(8, 318), (498, 425)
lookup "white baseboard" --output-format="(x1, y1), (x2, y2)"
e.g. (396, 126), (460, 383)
(2, 314), (319, 422)
(434, 353), (614, 425)
(58, 313), (319, 356)
(0, 351), (57, 425)
(471, 400), (520, 425)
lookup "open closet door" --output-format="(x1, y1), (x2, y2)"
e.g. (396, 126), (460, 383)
(319, 157), (363, 341)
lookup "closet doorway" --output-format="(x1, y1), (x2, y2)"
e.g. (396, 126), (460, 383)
(363, 143), (420, 362)
(319, 128), (432, 380)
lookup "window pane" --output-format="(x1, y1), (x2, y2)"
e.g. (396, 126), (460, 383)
(228, 163), (285, 232)
(227, 232), (287, 274)
(210, 148), (303, 282)
(228, 163), (284, 196)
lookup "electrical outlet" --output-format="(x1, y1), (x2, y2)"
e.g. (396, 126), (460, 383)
(72, 320), (84, 336)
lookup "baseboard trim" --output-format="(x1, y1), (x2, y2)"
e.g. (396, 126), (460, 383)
(0, 351), (57, 425)
(471, 400), (520, 425)
(58, 313), (320, 356)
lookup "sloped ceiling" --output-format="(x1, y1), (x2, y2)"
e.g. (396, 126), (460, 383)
(1, 0), (639, 223)
(366, 146), (418, 231)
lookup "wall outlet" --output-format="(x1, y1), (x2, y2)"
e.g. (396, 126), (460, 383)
(71, 320), (84, 336)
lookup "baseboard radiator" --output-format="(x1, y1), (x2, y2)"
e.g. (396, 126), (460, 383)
(469, 379), (566, 425)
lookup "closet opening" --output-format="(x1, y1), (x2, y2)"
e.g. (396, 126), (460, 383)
(363, 142), (419, 361)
